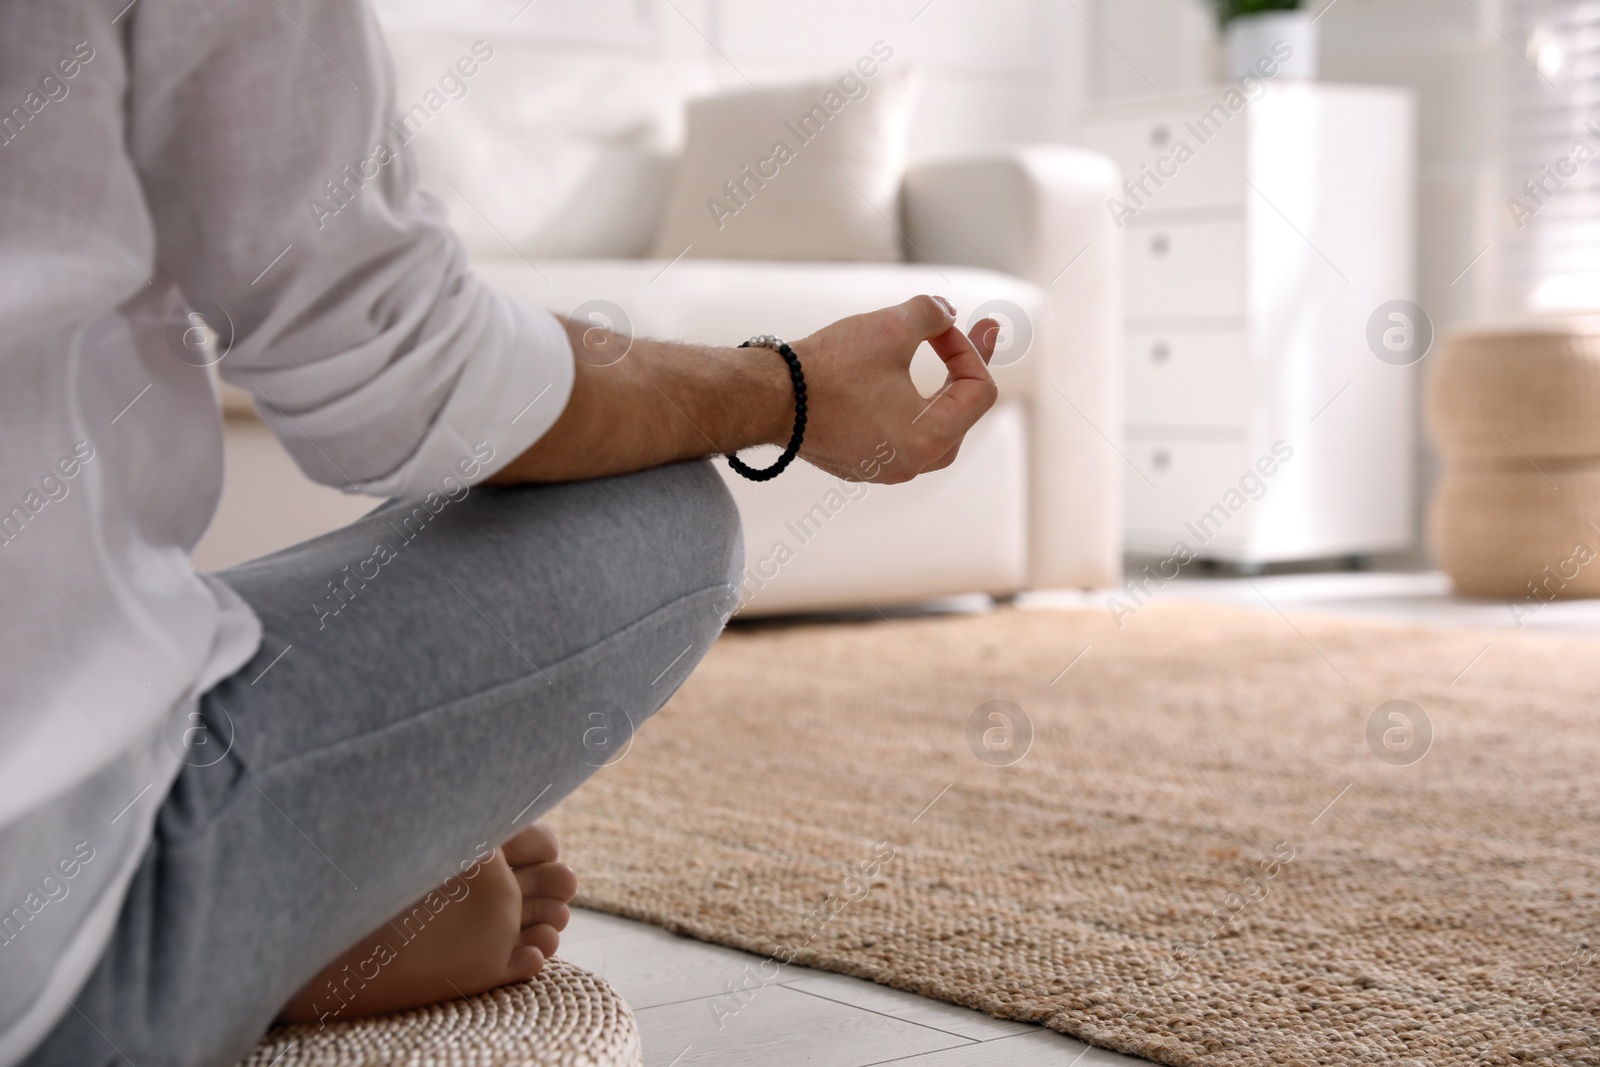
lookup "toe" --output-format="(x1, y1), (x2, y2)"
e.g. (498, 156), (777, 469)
(522, 922), (561, 959)
(506, 944), (546, 983)
(522, 897), (570, 931)
(514, 861), (578, 903)
(503, 822), (560, 867)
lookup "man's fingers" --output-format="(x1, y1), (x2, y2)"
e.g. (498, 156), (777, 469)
(968, 318), (1000, 365)
(927, 322), (993, 389)
(911, 323), (997, 446)
(898, 294), (957, 342)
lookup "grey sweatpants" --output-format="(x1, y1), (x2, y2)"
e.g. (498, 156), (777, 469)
(22, 460), (743, 1067)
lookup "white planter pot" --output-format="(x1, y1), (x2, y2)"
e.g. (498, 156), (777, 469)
(1226, 10), (1318, 80)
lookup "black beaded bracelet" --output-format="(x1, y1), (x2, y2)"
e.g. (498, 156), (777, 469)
(727, 336), (807, 482)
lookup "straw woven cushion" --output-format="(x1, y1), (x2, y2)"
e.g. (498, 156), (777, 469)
(1427, 320), (1600, 460)
(237, 960), (641, 1067)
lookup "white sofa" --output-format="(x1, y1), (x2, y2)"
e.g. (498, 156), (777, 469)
(196, 30), (1125, 615)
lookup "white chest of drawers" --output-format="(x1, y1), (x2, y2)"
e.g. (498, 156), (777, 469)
(1082, 83), (1417, 565)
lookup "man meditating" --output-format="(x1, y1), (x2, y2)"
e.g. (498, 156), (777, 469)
(0, 2), (999, 1064)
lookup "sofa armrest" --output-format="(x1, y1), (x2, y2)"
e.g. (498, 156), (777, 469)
(903, 146), (1124, 591)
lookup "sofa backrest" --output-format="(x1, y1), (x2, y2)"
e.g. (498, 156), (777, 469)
(383, 28), (712, 259)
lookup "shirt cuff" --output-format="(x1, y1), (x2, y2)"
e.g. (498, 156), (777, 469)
(350, 295), (575, 499)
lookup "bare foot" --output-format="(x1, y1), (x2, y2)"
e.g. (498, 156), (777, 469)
(279, 823), (578, 1024)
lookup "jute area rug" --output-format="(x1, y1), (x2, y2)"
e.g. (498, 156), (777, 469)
(547, 603), (1600, 1066)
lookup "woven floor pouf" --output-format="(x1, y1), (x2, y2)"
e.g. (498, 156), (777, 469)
(1427, 319), (1600, 598)
(237, 959), (642, 1067)
(1427, 318), (1600, 459)
(1430, 464), (1600, 598)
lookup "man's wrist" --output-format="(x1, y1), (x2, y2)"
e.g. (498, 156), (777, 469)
(690, 341), (796, 453)
(493, 321), (804, 484)
(745, 339), (804, 450)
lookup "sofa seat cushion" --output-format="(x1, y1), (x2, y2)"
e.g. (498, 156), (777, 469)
(721, 399), (1029, 616)
(472, 258), (1047, 402)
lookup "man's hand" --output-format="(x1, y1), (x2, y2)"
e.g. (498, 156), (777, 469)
(489, 295), (1000, 486)
(792, 295), (999, 483)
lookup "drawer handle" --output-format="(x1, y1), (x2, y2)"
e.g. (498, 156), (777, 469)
(1151, 449), (1171, 472)
(1150, 233), (1170, 256)
(1151, 342), (1170, 364)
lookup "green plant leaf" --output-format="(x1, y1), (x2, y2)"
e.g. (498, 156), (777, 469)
(1209, 0), (1303, 28)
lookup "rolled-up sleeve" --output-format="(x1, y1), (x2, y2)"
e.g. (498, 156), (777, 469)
(124, 0), (572, 496)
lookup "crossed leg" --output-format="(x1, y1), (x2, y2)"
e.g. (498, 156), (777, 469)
(22, 460), (742, 1067)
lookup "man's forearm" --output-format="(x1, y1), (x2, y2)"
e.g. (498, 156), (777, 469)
(492, 296), (999, 488)
(489, 319), (795, 484)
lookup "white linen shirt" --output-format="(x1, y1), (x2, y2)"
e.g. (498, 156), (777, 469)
(0, 1), (574, 1060)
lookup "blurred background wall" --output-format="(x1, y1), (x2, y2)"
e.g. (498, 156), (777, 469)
(367, 0), (1550, 569)
(372, 0), (1090, 159)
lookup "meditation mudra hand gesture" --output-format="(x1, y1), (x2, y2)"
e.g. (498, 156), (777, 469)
(492, 295), (1003, 486)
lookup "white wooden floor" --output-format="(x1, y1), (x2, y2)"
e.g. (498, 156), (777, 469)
(559, 908), (1141, 1067)
(559, 570), (1600, 1066)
